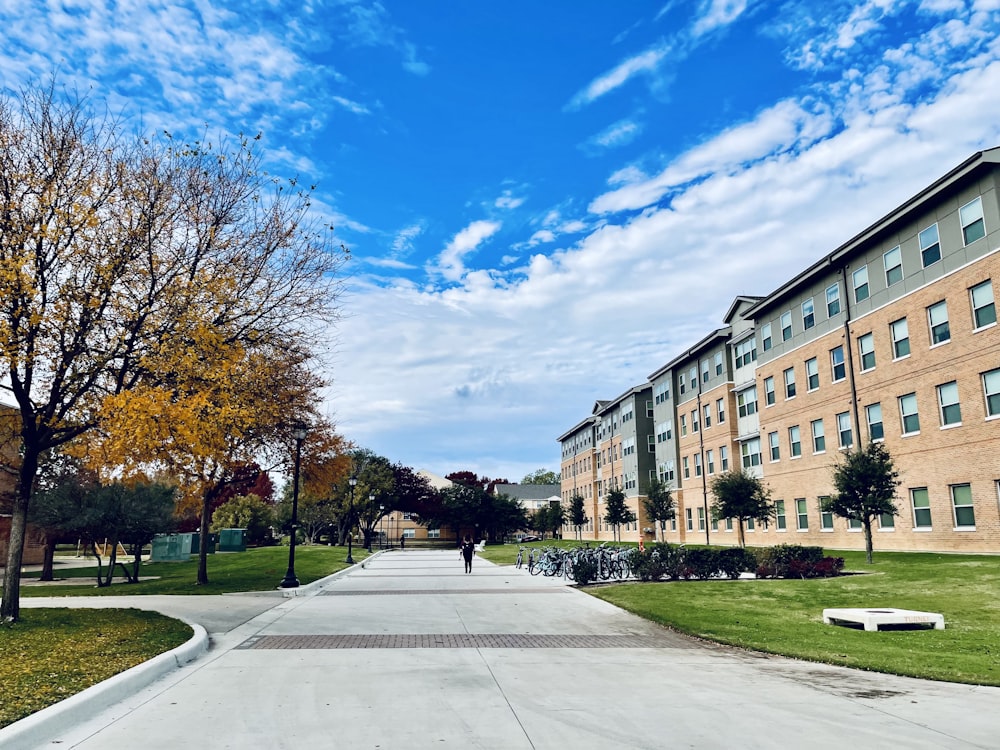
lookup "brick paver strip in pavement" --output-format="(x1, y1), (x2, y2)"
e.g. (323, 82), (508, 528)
(322, 588), (569, 595)
(236, 633), (668, 649)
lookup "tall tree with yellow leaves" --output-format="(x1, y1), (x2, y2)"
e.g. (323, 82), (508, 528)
(0, 82), (346, 620)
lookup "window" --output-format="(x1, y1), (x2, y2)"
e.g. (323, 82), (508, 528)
(763, 376), (775, 406)
(697, 506), (706, 531)
(780, 311), (792, 341)
(715, 351), (724, 375)
(937, 381), (962, 426)
(692, 409), (699, 433)
(826, 283), (841, 317)
(796, 498), (808, 530)
(775, 500), (786, 530)
(689, 366), (697, 390)
(970, 280), (996, 329)
(656, 420), (672, 442)
(899, 392), (920, 434)
(647, 434), (655, 453)
(878, 512), (895, 530)
(735, 338), (757, 368)
(679, 377), (685, 395)
(654, 382), (670, 404)
(919, 223), (941, 267)
(836, 411), (853, 448)
(427, 528), (441, 539)
(737, 388), (758, 417)
(883, 246), (903, 286)
(686, 507), (693, 531)
(811, 419), (825, 452)
(716, 398), (725, 423)
(403, 528), (415, 538)
(891, 318), (910, 358)
(788, 425), (801, 457)
(951, 484), (975, 528)
(830, 346), (846, 382)
(866, 403), (884, 441)
(768, 431), (780, 461)
(928, 301), (950, 345)
(646, 400), (654, 418)
(805, 357), (819, 390)
(761, 322), (772, 351)
(858, 332), (875, 371)
(984, 368), (1000, 417)
(853, 265), (869, 303)
(784, 367), (796, 399)
(741, 438), (761, 468)
(819, 497), (834, 530)
(683, 456), (690, 479)
(960, 196), (985, 245)
(802, 297), (815, 329)
(659, 460), (675, 482)
(680, 414), (687, 436)
(717, 445), (729, 471)
(694, 453), (702, 477)
(911, 488), (931, 528)
(706, 449), (715, 474)
(703, 404), (711, 428)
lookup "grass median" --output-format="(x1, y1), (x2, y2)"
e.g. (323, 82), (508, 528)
(483, 542), (1000, 686)
(3, 544), (372, 729)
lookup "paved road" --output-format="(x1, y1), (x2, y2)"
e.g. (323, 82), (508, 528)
(22, 550), (1000, 749)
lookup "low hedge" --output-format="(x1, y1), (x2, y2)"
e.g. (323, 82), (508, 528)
(629, 543), (842, 581)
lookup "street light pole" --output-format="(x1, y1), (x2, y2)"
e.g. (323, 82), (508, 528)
(379, 503), (385, 549)
(346, 475), (357, 564)
(366, 492), (375, 551)
(280, 422), (308, 588)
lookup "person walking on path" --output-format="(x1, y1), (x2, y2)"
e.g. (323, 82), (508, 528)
(460, 536), (475, 574)
(399, 533), (405, 550)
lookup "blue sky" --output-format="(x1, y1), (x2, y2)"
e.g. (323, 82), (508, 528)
(3, 0), (1000, 481)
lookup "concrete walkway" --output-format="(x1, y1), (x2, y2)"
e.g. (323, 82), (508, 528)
(9, 550), (1000, 749)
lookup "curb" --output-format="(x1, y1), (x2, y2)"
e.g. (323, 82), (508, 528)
(0, 617), (209, 750)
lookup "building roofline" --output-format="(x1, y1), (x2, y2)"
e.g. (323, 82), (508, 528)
(647, 327), (731, 381)
(745, 147), (1000, 317)
(557, 415), (598, 443)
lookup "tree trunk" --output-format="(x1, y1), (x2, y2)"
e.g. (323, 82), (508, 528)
(1, 445), (41, 622)
(197, 491), (212, 585)
(863, 518), (874, 564)
(40, 535), (57, 581)
(91, 540), (107, 587)
(738, 521), (746, 548)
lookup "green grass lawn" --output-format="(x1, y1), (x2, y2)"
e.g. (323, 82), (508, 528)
(0, 608), (193, 728)
(22, 544), (372, 596)
(585, 548), (1000, 686)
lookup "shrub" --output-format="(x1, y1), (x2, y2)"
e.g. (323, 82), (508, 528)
(754, 544), (842, 579)
(718, 547), (755, 579)
(685, 548), (721, 579)
(571, 556), (598, 585)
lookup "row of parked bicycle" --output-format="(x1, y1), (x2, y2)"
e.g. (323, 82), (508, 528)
(515, 543), (638, 581)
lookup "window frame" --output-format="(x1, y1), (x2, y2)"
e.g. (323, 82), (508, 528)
(919, 223), (941, 267)
(951, 483), (975, 529)
(763, 376), (775, 406)
(788, 425), (801, 458)
(802, 297), (815, 330)
(784, 367), (796, 399)
(810, 418), (825, 453)
(890, 317), (910, 359)
(826, 283), (841, 317)
(858, 332), (876, 371)
(768, 431), (780, 462)
(970, 280), (996, 330)
(780, 311), (793, 341)
(865, 402), (884, 441)
(928, 300), (951, 346)
(852, 265), (869, 303)
(819, 497), (834, 530)
(911, 487), (932, 529)
(899, 392), (920, 435)
(761, 322), (772, 351)
(937, 380), (962, 427)
(960, 196), (985, 246)
(883, 245), (903, 286)
(795, 498), (808, 530)
(805, 357), (819, 391)
(830, 345), (846, 382)
(983, 368), (1000, 418)
(836, 411), (853, 449)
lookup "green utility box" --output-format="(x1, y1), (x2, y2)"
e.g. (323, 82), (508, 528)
(190, 532), (216, 555)
(150, 534), (188, 562)
(218, 528), (247, 552)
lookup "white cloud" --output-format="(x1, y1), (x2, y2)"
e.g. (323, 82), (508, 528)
(586, 119), (643, 151)
(331, 95), (371, 115)
(392, 223), (425, 255)
(431, 220), (503, 282)
(692, 0), (750, 37)
(495, 191), (526, 209)
(568, 44), (670, 108)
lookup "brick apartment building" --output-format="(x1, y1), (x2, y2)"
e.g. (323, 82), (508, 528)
(558, 147), (1000, 553)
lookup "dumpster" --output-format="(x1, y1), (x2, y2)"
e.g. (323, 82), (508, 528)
(218, 528), (247, 552)
(190, 532), (216, 555)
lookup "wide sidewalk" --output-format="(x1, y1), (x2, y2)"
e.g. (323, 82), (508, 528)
(9, 549), (1000, 749)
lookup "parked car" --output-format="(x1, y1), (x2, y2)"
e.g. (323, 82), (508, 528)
(517, 534), (541, 542)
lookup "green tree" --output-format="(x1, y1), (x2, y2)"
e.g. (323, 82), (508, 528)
(521, 468), (560, 485)
(824, 441), (901, 564)
(709, 469), (775, 548)
(426, 485), (527, 542)
(568, 494), (588, 541)
(211, 493), (274, 546)
(603, 488), (636, 542)
(642, 479), (676, 542)
(533, 502), (565, 539)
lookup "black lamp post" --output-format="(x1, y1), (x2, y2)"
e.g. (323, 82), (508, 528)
(366, 492), (375, 551)
(346, 475), (357, 564)
(280, 422), (308, 588)
(379, 504), (385, 549)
